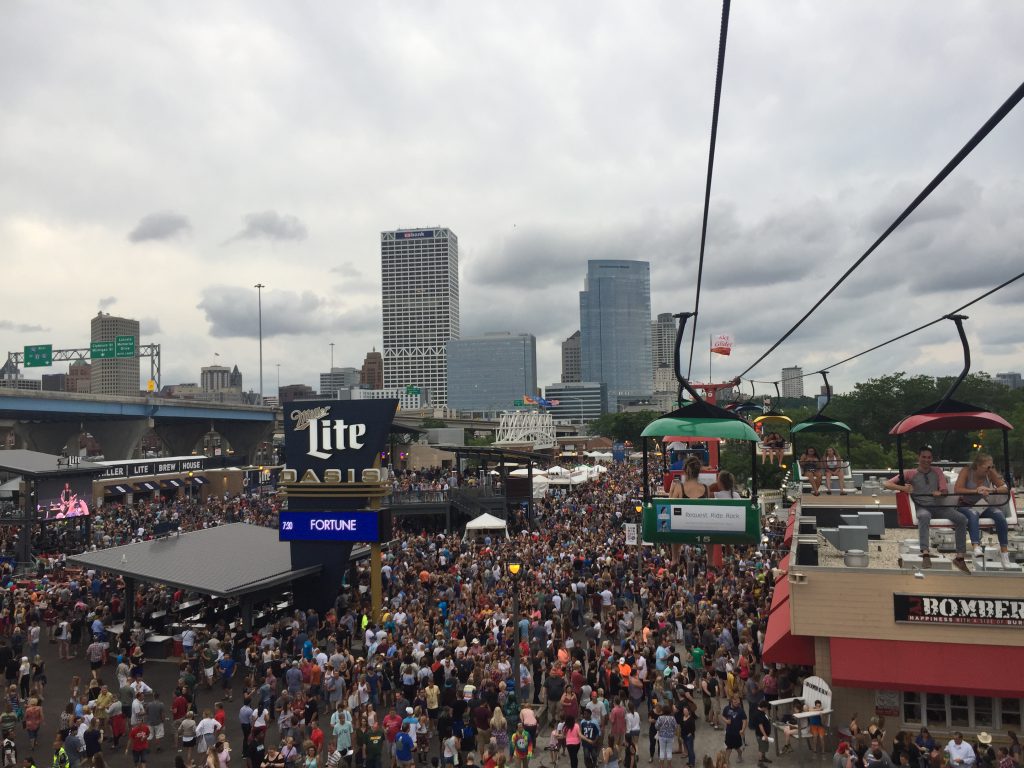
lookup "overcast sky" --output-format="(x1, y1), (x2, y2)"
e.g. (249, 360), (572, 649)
(2, 2), (1022, 399)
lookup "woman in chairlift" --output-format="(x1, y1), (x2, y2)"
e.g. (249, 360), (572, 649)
(681, 456), (709, 499)
(799, 447), (824, 496)
(823, 447), (846, 496)
(954, 453), (1013, 569)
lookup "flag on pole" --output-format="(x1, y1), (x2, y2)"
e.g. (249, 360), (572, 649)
(711, 334), (733, 356)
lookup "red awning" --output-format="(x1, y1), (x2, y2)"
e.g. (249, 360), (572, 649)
(830, 637), (1024, 697)
(778, 553), (791, 573)
(784, 508), (797, 547)
(762, 595), (814, 667)
(770, 575), (790, 614)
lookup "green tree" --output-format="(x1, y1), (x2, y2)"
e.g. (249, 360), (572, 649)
(587, 411), (662, 443)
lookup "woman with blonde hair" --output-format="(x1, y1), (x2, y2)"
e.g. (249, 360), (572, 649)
(955, 453), (1013, 568)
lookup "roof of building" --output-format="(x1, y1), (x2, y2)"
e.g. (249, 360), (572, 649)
(68, 522), (322, 597)
(0, 449), (108, 477)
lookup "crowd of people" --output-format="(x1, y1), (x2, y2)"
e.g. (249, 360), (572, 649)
(0, 459), (1013, 768)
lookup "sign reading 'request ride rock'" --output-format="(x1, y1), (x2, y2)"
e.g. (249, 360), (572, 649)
(280, 399), (398, 542)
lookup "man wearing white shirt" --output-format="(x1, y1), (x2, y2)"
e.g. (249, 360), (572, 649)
(946, 733), (975, 767)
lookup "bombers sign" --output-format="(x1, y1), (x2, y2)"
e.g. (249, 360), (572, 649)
(894, 593), (1024, 627)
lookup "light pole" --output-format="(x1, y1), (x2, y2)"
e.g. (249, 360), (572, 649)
(507, 558), (523, 698)
(330, 342), (335, 370)
(254, 283), (265, 403)
(276, 364), (281, 392)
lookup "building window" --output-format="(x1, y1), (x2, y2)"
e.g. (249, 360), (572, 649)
(1002, 699), (1021, 728)
(902, 693), (922, 725)
(903, 694), (1023, 729)
(925, 693), (946, 726)
(949, 695), (970, 728)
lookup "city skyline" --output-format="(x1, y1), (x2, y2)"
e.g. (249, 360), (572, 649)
(1, 4), (1022, 395)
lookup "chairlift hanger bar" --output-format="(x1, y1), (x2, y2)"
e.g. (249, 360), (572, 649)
(739, 269), (1024, 392)
(736, 79), (1024, 381)
(686, 0), (732, 379)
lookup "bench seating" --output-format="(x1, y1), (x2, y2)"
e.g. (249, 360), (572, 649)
(895, 468), (1018, 529)
(796, 460), (855, 492)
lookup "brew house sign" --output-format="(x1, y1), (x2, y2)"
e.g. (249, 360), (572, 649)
(894, 593), (1024, 627)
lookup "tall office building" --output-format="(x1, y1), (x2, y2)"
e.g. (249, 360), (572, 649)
(651, 313), (678, 370)
(381, 227), (460, 405)
(995, 372), (1023, 390)
(545, 382), (608, 424)
(90, 312), (140, 396)
(579, 260), (652, 411)
(561, 331), (581, 383)
(320, 367), (361, 396)
(447, 333), (537, 414)
(361, 350), (384, 390)
(201, 365), (232, 391)
(781, 366), (805, 398)
(67, 360), (92, 394)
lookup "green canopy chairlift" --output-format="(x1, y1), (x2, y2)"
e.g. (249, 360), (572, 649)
(640, 313), (762, 546)
(790, 372), (852, 459)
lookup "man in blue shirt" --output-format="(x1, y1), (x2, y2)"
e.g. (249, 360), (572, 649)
(580, 713), (602, 768)
(394, 723), (415, 768)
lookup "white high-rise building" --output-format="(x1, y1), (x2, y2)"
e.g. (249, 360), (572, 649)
(90, 312), (140, 396)
(651, 313), (678, 370)
(381, 228), (460, 405)
(781, 366), (804, 398)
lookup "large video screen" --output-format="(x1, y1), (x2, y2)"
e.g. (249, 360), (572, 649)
(37, 476), (91, 520)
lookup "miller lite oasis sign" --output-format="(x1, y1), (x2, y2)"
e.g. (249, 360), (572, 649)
(282, 399), (398, 483)
(280, 399), (398, 542)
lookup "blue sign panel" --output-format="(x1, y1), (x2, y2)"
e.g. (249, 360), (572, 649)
(398, 230), (433, 239)
(279, 511), (381, 542)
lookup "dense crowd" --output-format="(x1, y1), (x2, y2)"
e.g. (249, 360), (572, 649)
(0, 461), (1013, 768)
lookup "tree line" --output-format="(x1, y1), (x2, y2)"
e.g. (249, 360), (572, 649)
(588, 372), (1024, 486)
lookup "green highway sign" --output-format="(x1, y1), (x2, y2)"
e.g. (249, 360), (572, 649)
(23, 344), (52, 368)
(115, 335), (136, 358)
(405, 385), (421, 395)
(91, 341), (115, 359)
(513, 399), (524, 406)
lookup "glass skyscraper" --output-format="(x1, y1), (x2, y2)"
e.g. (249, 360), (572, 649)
(579, 260), (652, 411)
(447, 333), (537, 414)
(381, 228), (460, 405)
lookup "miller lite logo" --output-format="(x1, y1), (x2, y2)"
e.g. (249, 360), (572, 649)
(291, 405), (368, 460)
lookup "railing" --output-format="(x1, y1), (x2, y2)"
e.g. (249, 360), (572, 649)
(384, 490), (451, 505)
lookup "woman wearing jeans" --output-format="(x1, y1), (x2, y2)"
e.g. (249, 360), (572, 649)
(955, 454), (1013, 569)
(564, 717), (582, 768)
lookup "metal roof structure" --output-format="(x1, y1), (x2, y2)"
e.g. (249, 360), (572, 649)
(433, 444), (554, 463)
(67, 523), (322, 597)
(0, 449), (107, 478)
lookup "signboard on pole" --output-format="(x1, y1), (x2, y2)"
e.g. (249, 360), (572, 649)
(624, 523), (638, 546)
(115, 335), (136, 357)
(642, 498), (759, 544)
(91, 341), (115, 359)
(279, 510), (390, 542)
(23, 344), (52, 367)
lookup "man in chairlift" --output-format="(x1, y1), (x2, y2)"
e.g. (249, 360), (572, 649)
(883, 445), (970, 573)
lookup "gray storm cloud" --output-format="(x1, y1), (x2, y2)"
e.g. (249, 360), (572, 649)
(197, 286), (377, 339)
(128, 211), (192, 242)
(225, 211), (309, 244)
